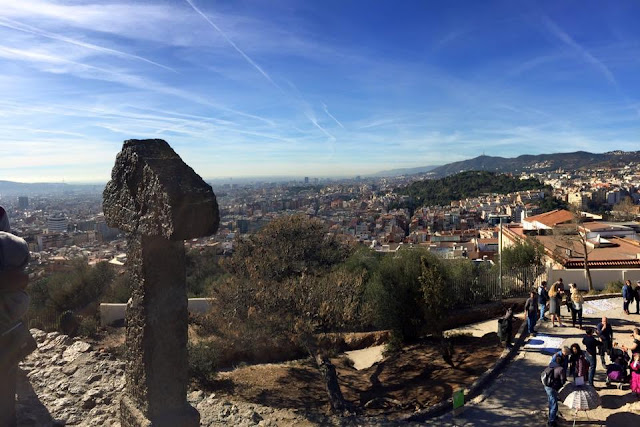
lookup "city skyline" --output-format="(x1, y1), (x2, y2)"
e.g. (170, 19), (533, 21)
(1, 0), (640, 183)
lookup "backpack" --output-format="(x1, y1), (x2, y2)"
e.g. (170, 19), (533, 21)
(541, 367), (554, 387)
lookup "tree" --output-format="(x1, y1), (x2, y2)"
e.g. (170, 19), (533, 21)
(419, 256), (455, 367)
(554, 209), (594, 292)
(367, 248), (434, 342)
(500, 238), (544, 270)
(227, 215), (349, 282)
(214, 215), (358, 414)
(612, 196), (638, 221)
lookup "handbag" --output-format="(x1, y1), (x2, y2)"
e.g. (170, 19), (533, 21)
(0, 321), (37, 368)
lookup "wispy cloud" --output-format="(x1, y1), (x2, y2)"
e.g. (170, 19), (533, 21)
(541, 16), (617, 86)
(0, 16), (176, 72)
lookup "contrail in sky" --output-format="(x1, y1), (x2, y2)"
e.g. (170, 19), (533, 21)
(542, 17), (616, 87)
(323, 103), (344, 128)
(184, 0), (280, 89)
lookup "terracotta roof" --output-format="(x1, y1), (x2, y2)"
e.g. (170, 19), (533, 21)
(533, 234), (640, 268)
(478, 238), (499, 244)
(524, 209), (575, 227)
(580, 222), (632, 232)
(565, 259), (640, 268)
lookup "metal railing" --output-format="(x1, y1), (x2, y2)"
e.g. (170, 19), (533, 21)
(448, 265), (547, 308)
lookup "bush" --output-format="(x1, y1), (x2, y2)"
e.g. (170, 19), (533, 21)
(366, 248), (442, 342)
(102, 271), (132, 303)
(188, 341), (218, 384)
(58, 310), (79, 336)
(33, 260), (115, 315)
(78, 316), (99, 338)
(186, 247), (226, 297)
(603, 280), (624, 294)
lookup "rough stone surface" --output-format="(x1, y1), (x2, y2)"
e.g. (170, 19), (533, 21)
(102, 139), (219, 426)
(16, 331), (434, 427)
(102, 139), (219, 240)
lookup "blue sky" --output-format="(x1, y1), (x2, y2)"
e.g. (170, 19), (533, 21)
(1, 0), (640, 182)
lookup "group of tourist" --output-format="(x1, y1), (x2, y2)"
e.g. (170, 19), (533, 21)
(622, 279), (640, 315)
(533, 278), (586, 330)
(531, 278), (640, 427)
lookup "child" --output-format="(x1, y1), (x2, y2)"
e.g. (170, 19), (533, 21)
(631, 353), (640, 397)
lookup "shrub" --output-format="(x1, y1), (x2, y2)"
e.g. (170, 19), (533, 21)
(78, 316), (99, 338)
(102, 271), (132, 303)
(58, 310), (79, 336)
(188, 341), (218, 384)
(367, 248), (441, 342)
(603, 280), (624, 294)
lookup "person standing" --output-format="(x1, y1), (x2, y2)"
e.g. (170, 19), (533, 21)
(597, 317), (614, 365)
(548, 281), (564, 327)
(554, 278), (567, 317)
(570, 283), (584, 329)
(498, 306), (515, 349)
(634, 281), (640, 315)
(538, 281), (549, 322)
(582, 327), (602, 386)
(542, 355), (566, 427)
(630, 353), (640, 398)
(0, 207), (32, 427)
(568, 343), (590, 381)
(623, 280), (633, 315)
(524, 291), (538, 336)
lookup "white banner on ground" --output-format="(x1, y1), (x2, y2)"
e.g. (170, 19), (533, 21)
(524, 334), (565, 354)
(583, 299), (618, 315)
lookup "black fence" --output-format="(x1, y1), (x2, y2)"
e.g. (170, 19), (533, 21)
(449, 264), (547, 308)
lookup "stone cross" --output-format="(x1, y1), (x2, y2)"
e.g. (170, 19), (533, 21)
(103, 139), (219, 426)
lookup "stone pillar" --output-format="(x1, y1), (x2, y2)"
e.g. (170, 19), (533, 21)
(103, 139), (219, 427)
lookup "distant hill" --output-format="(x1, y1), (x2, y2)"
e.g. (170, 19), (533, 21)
(430, 150), (640, 177)
(0, 180), (101, 196)
(370, 164), (440, 177)
(395, 170), (547, 208)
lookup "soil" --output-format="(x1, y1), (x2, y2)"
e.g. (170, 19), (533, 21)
(213, 331), (507, 418)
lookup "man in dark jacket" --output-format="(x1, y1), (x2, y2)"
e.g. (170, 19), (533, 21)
(582, 327), (602, 386)
(543, 355), (566, 427)
(524, 291), (538, 335)
(634, 281), (640, 315)
(597, 317), (614, 365)
(498, 306), (514, 349)
(622, 280), (633, 315)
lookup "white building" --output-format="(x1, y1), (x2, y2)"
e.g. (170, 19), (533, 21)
(47, 214), (68, 233)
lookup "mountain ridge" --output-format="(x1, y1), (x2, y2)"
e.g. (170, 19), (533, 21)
(371, 150), (640, 178)
(430, 150), (640, 177)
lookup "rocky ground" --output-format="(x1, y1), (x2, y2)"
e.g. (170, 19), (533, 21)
(17, 329), (409, 427)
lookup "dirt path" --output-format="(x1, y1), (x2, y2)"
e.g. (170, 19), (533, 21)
(345, 345), (385, 370)
(215, 333), (504, 419)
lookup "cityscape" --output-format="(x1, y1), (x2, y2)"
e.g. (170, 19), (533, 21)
(2, 1), (640, 426)
(3, 153), (640, 281)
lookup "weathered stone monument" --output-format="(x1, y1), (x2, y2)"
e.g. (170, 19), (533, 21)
(103, 139), (219, 426)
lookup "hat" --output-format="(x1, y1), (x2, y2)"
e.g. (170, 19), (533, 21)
(0, 231), (30, 271)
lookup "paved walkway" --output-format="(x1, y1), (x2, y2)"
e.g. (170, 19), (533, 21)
(427, 297), (640, 426)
